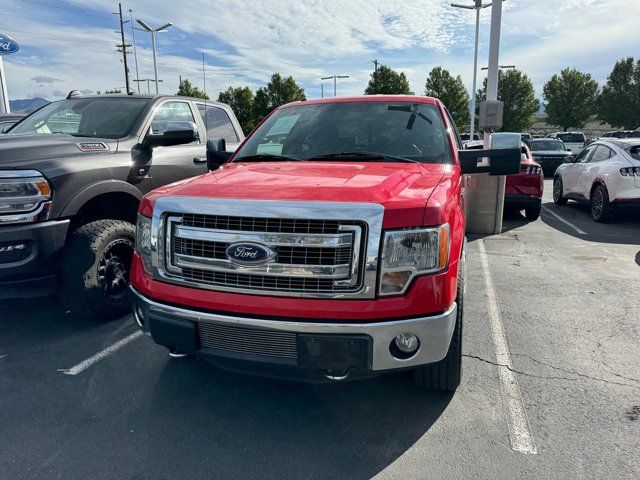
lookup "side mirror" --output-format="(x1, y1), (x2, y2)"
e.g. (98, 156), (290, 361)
(206, 137), (233, 171)
(566, 148), (572, 153)
(145, 121), (198, 148)
(564, 156), (575, 164)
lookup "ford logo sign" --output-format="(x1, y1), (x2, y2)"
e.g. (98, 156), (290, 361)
(226, 242), (275, 265)
(0, 32), (19, 55)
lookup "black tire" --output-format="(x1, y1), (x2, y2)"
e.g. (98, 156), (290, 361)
(553, 176), (567, 205)
(525, 201), (542, 221)
(59, 219), (135, 321)
(413, 261), (463, 391)
(590, 184), (613, 223)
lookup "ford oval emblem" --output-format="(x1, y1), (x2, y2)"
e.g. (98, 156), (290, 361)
(226, 242), (275, 265)
(0, 32), (19, 56)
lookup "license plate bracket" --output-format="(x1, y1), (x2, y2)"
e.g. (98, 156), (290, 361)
(297, 334), (372, 371)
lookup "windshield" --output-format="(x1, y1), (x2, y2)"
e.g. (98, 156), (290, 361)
(8, 97), (151, 139)
(532, 140), (565, 151)
(555, 132), (585, 143)
(234, 101), (452, 164)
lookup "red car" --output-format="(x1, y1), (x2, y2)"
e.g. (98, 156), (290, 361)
(129, 96), (520, 390)
(467, 140), (543, 219)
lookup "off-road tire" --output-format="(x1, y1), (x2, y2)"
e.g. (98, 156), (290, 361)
(59, 219), (135, 321)
(525, 201), (542, 221)
(413, 261), (463, 391)
(553, 176), (567, 205)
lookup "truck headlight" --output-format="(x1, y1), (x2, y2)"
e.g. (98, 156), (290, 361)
(135, 213), (152, 273)
(0, 170), (51, 222)
(379, 224), (449, 295)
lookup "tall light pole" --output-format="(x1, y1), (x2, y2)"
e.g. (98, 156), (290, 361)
(321, 75), (349, 97)
(451, 1), (492, 135)
(136, 19), (173, 94)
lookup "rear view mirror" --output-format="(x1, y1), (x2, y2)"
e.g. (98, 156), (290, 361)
(145, 121), (198, 148)
(459, 148), (521, 175)
(206, 137), (233, 171)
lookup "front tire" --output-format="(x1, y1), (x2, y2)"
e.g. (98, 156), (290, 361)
(590, 184), (613, 223)
(59, 219), (135, 321)
(553, 176), (567, 205)
(413, 261), (463, 391)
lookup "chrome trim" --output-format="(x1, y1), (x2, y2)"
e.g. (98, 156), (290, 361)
(0, 170), (44, 179)
(174, 224), (354, 248)
(150, 197), (384, 299)
(0, 202), (51, 224)
(131, 287), (457, 371)
(173, 253), (351, 279)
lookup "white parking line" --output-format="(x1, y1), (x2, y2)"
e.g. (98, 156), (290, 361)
(62, 330), (143, 376)
(541, 205), (587, 235)
(479, 240), (537, 455)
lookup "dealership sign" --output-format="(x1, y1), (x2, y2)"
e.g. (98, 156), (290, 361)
(0, 33), (19, 55)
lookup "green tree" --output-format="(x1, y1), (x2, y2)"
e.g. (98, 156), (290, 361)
(218, 86), (256, 134)
(424, 67), (470, 127)
(543, 68), (599, 131)
(176, 79), (209, 99)
(364, 65), (412, 95)
(253, 73), (306, 122)
(597, 57), (640, 129)
(476, 69), (539, 132)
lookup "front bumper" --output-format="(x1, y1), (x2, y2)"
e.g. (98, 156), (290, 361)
(0, 219), (69, 298)
(130, 287), (457, 376)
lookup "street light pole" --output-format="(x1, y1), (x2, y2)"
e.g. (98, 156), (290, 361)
(136, 19), (173, 94)
(321, 75), (349, 97)
(451, 1), (492, 135)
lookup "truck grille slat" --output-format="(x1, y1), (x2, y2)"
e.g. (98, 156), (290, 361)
(197, 322), (298, 359)
(165, 214), (366, 295)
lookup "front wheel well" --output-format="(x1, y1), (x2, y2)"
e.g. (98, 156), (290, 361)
(71, 192), (139, 230)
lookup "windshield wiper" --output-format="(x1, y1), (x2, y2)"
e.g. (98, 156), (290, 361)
(307, 152), (420, 164)
(234, 154), (303, 163)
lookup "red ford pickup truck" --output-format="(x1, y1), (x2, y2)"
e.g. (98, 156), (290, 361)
(130, 96), (519, 390)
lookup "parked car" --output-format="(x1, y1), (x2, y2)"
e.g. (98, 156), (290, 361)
(549, 131), (586, 154)
(129, 95), (521, 390)
(0, 114), (25, 133)
(466, 140), (543, 219)
(602, 130), (640, 139)
(553, 139), (640, 222)
(0, 93), (244, 319)
(460, 132), (480, 141)
(520, 132), (532, 148)
(530, 138), (574, 176)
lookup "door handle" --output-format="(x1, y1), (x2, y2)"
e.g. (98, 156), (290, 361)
(193, 157), (207, 164)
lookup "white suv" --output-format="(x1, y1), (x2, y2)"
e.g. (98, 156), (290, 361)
(553, 139), (640, 222)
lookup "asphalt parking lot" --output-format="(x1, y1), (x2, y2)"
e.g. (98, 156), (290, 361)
(1, 178), (639, 480)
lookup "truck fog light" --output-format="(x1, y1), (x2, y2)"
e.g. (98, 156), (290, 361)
(380, 271), (412, 294)
(394, 333), (419, 354)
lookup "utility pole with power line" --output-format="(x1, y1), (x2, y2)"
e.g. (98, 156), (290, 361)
(128, 8), (140, 91)
(114, 3), (131, 94)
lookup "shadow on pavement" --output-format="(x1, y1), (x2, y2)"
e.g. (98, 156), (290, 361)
(142, 358), (453, 480)
(540, 201), (640, 246)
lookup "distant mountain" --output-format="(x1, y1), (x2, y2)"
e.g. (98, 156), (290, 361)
(9, 97), (49, 114)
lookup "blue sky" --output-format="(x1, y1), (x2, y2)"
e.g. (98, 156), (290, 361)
(1, 0), (639, 102)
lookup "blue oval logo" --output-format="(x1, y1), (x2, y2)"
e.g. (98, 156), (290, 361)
(226, 242), (274, 265)
(0, 32), (19, 55)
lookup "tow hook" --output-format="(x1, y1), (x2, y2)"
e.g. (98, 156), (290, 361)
(324, 370), (350, 381)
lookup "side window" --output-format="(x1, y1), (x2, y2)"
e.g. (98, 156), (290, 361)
(197, 104), (239, 143)
(589, 145), (612, 162)
(150, 102), (195, 135)
(574, 145), (596, 163)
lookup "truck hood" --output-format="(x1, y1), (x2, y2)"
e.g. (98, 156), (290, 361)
(0, 134), (117, 169)
(151, 161), (449, 226)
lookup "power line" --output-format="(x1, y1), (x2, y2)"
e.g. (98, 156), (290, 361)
(20, 0), (114, 18)
(114, 3), (131, 94)
(1, 12), (74, 27)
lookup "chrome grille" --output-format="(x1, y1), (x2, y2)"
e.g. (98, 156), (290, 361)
(164, 214), (366, 295)
(197, 322), (298, 360)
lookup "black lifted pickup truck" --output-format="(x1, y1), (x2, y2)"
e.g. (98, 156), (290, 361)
(0, 93), (244, 319)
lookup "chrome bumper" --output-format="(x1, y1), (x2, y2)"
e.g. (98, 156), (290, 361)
(130, 288), (457, 371)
